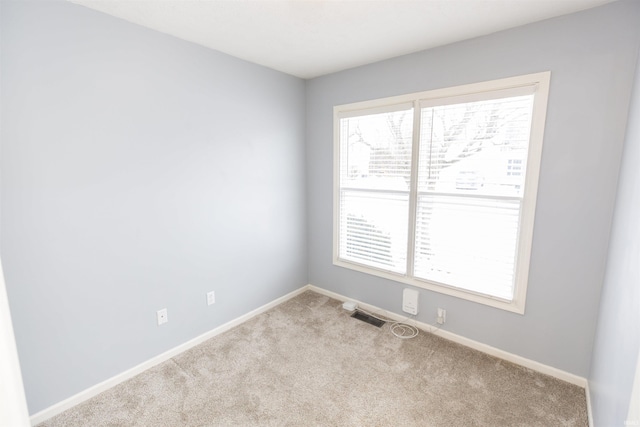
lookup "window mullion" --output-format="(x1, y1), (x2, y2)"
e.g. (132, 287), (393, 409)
(333, 71), (550, 314)
(405, 100), (422, 278)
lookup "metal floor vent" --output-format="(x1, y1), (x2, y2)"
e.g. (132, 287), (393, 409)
(351, 310), (385, 328)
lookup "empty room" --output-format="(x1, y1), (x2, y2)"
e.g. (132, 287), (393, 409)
(1, 0), (639, 426)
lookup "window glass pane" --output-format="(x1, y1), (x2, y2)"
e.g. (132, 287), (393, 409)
(419, 95), (534, 198)
(414, 195), (520, 300)
(334, 73), (549, 312)
(340, 109), (413, 192)
(339, 190), (408, 274)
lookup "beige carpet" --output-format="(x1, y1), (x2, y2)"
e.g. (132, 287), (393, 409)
(38, 290), (588, 426)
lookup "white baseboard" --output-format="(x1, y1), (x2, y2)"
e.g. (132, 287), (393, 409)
(585, 381), (594, 427)
(31, 283), (588, 426)
(29, 286), (309, 426)
(307, 284), (588, 388)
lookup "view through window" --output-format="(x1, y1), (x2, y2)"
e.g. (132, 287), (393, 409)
(334, 73), (550, 313)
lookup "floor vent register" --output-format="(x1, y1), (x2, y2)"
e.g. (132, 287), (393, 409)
(351, 310), (385, 328)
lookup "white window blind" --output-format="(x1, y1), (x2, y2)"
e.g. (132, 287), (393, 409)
(334, 73), (550, 313)
(338, 107), (413, 273)
(414, 95), (534, 300)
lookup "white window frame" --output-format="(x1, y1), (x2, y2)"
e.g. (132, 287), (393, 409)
(333, 72), (551, 314)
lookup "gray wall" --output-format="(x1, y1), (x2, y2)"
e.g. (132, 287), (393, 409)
(306, 0), (640, 378)
(589, 40), (640, 425)
(0, 2), (31, 423)
(4, 0), (640, 419)
(1, 0), (307, 414)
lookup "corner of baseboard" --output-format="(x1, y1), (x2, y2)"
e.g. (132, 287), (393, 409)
(585, 380), (594, 427)
(306, 283), (587, 388)
(30, 284), (310, 426)
(31, 283), (587, 425)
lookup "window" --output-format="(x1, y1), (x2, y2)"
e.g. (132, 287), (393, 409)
(333, 73), (550, 313)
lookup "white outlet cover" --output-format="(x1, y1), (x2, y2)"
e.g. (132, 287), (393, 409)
(207, 291), (215, 306)
(157, 308), (168, 325)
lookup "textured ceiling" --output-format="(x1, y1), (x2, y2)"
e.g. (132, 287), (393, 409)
(69, 0), (615, 79)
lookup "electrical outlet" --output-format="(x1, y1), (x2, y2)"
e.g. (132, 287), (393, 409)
(157, 308), (168, 326)
(437, 308), (446, 325)
(207, 291), (215, 306)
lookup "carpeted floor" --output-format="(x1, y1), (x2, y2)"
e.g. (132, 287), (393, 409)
(38, 290), (588, 426)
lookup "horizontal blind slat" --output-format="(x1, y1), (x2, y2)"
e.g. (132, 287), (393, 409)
(338, 190), (409, 274)
(413, 194), (521, 300)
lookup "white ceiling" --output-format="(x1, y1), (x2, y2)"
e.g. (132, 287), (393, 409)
(69, 0), (615, 79)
